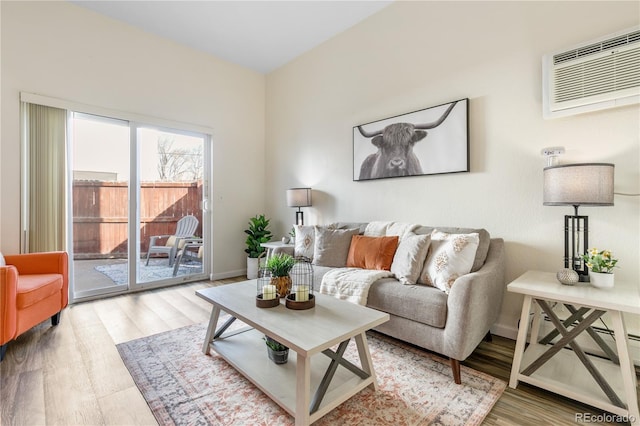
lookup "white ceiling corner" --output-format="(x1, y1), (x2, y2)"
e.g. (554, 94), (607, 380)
(70, 1), (393, 74)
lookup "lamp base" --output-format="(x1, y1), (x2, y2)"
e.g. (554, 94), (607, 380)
(564, 213), (588, 278)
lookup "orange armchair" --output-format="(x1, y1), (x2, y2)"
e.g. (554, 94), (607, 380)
(0, 251), (68, 361)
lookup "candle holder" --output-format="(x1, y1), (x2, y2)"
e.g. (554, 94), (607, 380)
(285, 257), (315, 310)
(256, 268), (279, 308)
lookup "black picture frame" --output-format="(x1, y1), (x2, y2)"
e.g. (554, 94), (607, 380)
(353, 98), (469, 181)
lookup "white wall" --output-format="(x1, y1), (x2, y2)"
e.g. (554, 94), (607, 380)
(265, 1), (640, 338)
(0, 1), (266, 277)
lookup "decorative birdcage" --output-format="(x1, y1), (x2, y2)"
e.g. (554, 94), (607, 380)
(256, 265), (279, 308)
(285, 257), (315, 310)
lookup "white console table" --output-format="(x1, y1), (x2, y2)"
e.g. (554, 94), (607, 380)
(260, 241), (294, 262)
(508, 271), (639, 425)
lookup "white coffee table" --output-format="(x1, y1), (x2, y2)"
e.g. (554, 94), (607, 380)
(196, 280), (389, 426)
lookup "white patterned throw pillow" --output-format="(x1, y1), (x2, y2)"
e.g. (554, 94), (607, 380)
(418, 230), (479, 293)
(294, 225), (315, 261)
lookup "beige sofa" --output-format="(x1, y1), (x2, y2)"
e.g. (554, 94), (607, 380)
(275, 222), (505, 384)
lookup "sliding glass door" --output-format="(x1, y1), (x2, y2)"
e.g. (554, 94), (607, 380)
(71, 113), (131, 298)
(70, 113), (210, 301)
(135, 126), (208, 288)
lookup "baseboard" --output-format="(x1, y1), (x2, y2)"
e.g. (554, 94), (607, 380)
(210, 269), (246, 281)
(491, 321), (519, 340)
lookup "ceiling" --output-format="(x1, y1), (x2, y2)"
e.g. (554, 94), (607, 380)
(71, 1), (392, 74)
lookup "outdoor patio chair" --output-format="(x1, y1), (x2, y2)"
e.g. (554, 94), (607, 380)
(172, 238), (203, 276)
(145, 215), (199, 267)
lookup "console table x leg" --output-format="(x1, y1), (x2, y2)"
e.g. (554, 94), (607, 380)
(538, 306), (590, 344)
(538, 305), (620, 364)
(525, 300), (624, 408)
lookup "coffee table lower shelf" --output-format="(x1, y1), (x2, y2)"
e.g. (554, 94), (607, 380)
(208, 327), (373, 424)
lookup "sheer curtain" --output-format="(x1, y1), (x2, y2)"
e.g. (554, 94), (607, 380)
(24, 103), (67, 252)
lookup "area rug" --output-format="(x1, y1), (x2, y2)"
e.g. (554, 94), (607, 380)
(95, 259), (202, 284)
(117, 322), (505, 426)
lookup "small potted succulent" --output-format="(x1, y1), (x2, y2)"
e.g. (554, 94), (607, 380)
(266, 253), (295, 298)
(264, 336), (289, 364)
(582, 248), (618, 288)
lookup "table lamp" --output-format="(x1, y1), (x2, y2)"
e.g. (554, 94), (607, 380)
(543, 163), (614, 281)
(286, 188), (312, 226)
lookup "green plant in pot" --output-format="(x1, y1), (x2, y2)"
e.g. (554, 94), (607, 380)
(266, 253), (295, 298)
(264, 336), (289, 364)
(244, 214), (272, 279)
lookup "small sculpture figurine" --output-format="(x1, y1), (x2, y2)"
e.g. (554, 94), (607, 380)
(556, 268), (579, 285)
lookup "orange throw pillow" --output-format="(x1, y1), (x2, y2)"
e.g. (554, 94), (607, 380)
(346, 235), (399, 271)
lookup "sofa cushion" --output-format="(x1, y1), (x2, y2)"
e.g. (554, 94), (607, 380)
(294, 225), (315, 260)
(364, 221), (419, 240)
(310, 265), (333, 292)
(363, 221), (389, 237)
(418, 230), (479, 293)
(346, 235), (399, 271)
(333, 222), (367, 234)
(391, 233), (431, 284)
(367, 278), (448, 328)
(414, 226), (490, 272)
(313, 227), (360, 267)
(16, 274), (63, 309)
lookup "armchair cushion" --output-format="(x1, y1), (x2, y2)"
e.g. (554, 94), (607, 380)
(17, 274), (64, 309)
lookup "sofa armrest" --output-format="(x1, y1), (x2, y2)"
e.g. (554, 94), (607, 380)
(443, 238), (505, 360)
(0, 266), (19, 344)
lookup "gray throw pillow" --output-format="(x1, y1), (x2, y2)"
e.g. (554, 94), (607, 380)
(391, 233), (431, 284)
(313, 227), (359, 267)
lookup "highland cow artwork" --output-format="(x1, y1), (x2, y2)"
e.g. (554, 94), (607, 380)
(353, 99), (469, 181)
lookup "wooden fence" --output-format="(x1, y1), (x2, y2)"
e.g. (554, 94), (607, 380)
(73, 180), (203, 259)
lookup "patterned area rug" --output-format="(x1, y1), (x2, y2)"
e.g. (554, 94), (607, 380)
(117, 322), (505, 425)
(95, 259), (202, 284)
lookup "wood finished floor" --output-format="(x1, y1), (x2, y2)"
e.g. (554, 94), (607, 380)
(1, 276), (637, 425)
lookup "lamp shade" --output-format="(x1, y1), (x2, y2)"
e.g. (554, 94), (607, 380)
(286, 188), (312, 207)
(543, 163), (614, 206)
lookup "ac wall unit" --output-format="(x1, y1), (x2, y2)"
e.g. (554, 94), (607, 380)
(543, 26), (640, 119)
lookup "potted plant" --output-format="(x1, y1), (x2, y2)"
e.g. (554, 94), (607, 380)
(266, 253), (295, 297)
(582, 248), (618, 288)
(244, 214), (272, 279)
(264, 336), (289, 364)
